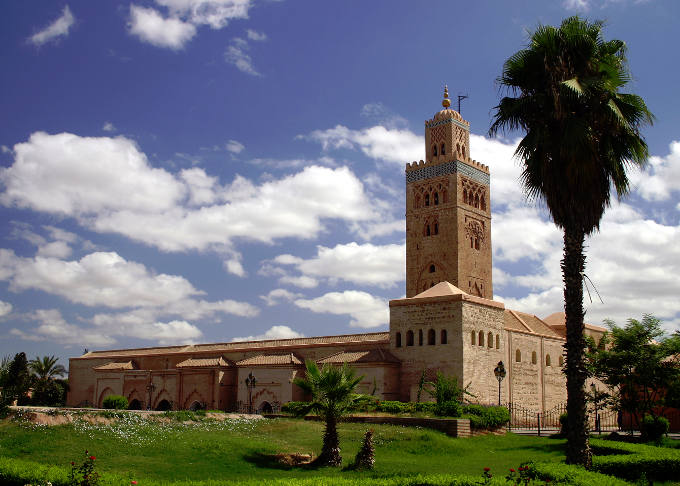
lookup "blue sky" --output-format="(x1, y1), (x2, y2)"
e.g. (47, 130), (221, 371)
(1, 0), (678, 367)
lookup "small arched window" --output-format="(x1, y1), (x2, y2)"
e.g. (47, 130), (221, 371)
(487, 332), (493, 348)
(559, 355), (564, 367)
(406, 330), (414, 346)
(463, 189), (468, 204)
(434, 223), (439, 235)
(432, 145), (438, 156)
(441, 329), (447, 344)
(425, 193), (430, 206)
(470, 238), (474, 248)
(495, 334), (500, 349)
(428, 329), (435, 345)
(426, 225), (431, 236)
(429, 264), (436, 273)
(396, 332), (402, 348)
(471, 330), (476, 346)
(474, 194), (479, 208)
(546, 354), (551, 367)
(414, 195), (420, 208)
(481, 195), (486, 211)
(434, 192), (439, 205)
(516, 349), (522, 362)
(532, 351), (537, 364)
(440, 143), (445, 155)
(418, 329), (423, 346)
(474, 238), (480, 250)
(462, 145), (466, 158)
(478, 331), (484, 347)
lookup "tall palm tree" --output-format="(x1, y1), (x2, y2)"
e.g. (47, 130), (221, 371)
(490, 16), (653, 467)
(293, 360), (363, 467)
(29, 355), (66, 382)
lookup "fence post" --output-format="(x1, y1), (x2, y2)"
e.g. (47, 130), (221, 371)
(537, 413), (541, 437)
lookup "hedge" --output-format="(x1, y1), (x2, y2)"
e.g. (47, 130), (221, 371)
(590, 438), (680, 482)
(102, 395), (128, 410)
(461, 405), (509, 429)
(0, 456), (632, 486)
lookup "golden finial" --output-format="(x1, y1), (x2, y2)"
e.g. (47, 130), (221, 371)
(442, 85), (451, 108)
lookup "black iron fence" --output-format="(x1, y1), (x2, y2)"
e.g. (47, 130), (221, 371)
(507, 402), (680, 435)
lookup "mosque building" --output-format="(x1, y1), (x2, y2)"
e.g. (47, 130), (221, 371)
(67, 89), (605, 413)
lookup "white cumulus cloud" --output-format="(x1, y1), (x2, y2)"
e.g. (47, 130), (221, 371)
(128, 5), (197, 50)
(29, 6), (75, 46)
(232, 325), (304, 342)
(295, 291), (389, 328)
(0, 300), (12, 317)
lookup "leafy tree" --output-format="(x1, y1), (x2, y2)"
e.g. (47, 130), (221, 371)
(587, 315), (680, 425)
(292, 360), (363, 467)
(424, 372), (474, 417)
(489, 17), (653, 466)
(4, 352), (31, 405)
(29, 355), (66, 382)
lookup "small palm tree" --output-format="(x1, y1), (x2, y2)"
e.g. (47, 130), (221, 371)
(29, 355), (66, 382)
(490, 17), (653, 467)
(292, 360), (363, 467)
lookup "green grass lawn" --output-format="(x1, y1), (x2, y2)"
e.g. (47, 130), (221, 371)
(0, 413), (567, 483)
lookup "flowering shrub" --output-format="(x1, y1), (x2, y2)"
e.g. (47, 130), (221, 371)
(68, 451), (100, 486)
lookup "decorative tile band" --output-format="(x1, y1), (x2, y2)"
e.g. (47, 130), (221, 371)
(426, 118), (469, 131)
(406, 160), (490, 185)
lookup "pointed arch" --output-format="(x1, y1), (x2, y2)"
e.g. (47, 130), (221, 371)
(516, 349), (522, 362)
(478, 331), (484, 347)
(487, 332), (493, 348)
(471, 330), (476, 345)
(428, 328), (435, 345)
(396, 332), (402, 347)
(441, 329), (448, 344)
(440, 142), (446, 155)
(406, 330), (414, 346)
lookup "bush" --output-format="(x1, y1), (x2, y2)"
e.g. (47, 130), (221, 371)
(351, 394), (380, 412)
(559, 412), (568, 435)
(376, 401), (409, 414)
(462, 405), (509, 429)
(31, 380), (66, 406)
(414, 402), (437, 414)
(639, 414), (669, 442)
(101, 395), (128, 410)
(435, 400), (461, 417)
(281, 401), (311, 416)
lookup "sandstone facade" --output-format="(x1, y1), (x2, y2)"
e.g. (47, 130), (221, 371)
(67, 90), (605, 414)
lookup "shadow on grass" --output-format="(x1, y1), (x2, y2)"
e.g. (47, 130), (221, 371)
(243, 452), (330, 471)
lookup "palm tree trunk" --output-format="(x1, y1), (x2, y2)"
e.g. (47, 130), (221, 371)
(318, 412), (342, 467)
(562, 228), (592, 468)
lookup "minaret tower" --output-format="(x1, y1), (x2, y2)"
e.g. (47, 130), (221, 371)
(405, 87), (493, 298)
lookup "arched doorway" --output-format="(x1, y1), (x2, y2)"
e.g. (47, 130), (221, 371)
(155, 399), (172, 411)
(189, 400), (203, 411)
(128, 399), (142, 410)
(259, 401), (273, 414)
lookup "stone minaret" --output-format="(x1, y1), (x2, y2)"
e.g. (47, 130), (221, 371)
(405, 87), (493, 298)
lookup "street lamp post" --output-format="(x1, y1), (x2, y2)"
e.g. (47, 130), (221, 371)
(245, 372), (257, 414)
(493, 361), (506, 406)
(145, 381), (156, 411)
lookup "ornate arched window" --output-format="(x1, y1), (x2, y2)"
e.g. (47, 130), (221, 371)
(441, 329), (447, 344)
(426, 224), (431, 236)
(432, 145), (438, 156)
(474, 238), (480, 250)
(406, 330), (414, 346)
(474, 193), (479, 208)
(396, 332), (402, 347)
(462, 145), (466, 158)
(434, 223), (438, 235)
(481, 195), (486, 211)
(463, 189), (468, 204)
(425, 193), (430, 206)
(532, 351), (537, 364)
(516, 349), (522, 362)
(418, 329), (423, 346)
(478, 331), (484, 347)
(440, 143), (445, 155)
(545, 354), (551, 367)
(471, 330), (476, 346)
(428, 329), (435, 345)
(434, 192), (439, 205)
(488, 332), (493, 348)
